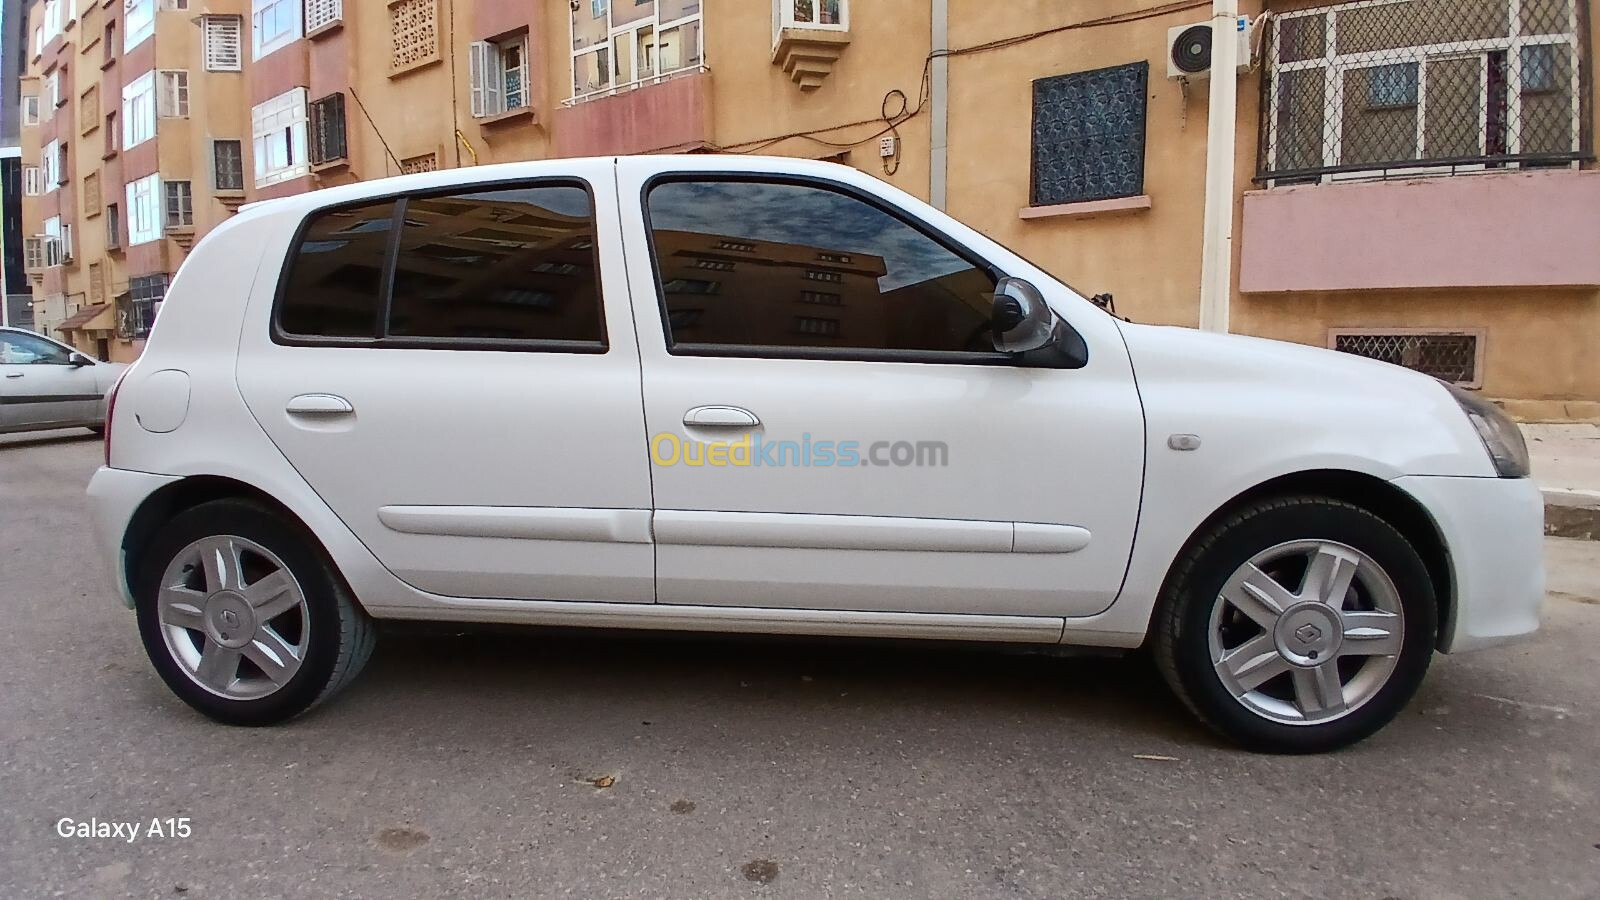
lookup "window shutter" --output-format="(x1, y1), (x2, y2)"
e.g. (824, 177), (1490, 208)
(23, 166), (41, 196)
(204, 17), (242, 71)
(469, 41), (489, 117)
(62, 224), (73, 261)
(158, 72), (174, 116)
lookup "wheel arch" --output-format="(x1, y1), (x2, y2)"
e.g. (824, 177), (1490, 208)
(121, 475), (350, 608)
(1156, 469), (1454, 645)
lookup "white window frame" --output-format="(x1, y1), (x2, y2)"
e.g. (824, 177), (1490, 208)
(124, 0), (155, 52)
(44, 71), (59, 110)
(23, 166), (43, 196)
(568, 0), (705, 104)
(42, 0), (63, 43)
(469, 33), (530, 118)
(159, 0), (189, 9)
(1266, 0), (1586, 183)
(252, 87), (310, 187)
(202, 16), (244, 71)
(22, 94), (39, 127)
(122, 70), (157, 149)
(24, 237), (44, 270)
(306, 0), (343, 33)
(41, 140), (59, 193)
(126, 173), (163, 246)
(32, 26), (42, 61)
(62, 224), (74, 262)
(252, 0), (302, 61)
(43, 216), (62, 266)
(772, 0), (848, 44)
(158, 70), (190, 117)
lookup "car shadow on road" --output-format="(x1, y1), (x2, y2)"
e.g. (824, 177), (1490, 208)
(329, 625), (1215, 751)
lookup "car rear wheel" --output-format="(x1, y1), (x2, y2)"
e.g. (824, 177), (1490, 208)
(134, 499), (375, 725)
(1154, 496), (1436, 753)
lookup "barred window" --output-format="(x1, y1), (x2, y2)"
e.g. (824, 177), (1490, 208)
(310, 93), (348, 165)
(1332, 330), (1481, 386)
(1031, 62), (1149, 206)
(306, 0), (342, 32)
(122, 274), (169, 339)
(1259, 0), (1593, 182)
(213, 139), (244, 191)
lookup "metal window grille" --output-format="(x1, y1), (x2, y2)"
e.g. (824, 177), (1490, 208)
(203, 16), (242, 71)
(1258, 0), (1593, 182)
(1031, 61), (1149, 205)
(1331, 330), (1481, 385)
(310, 92), (347, 164)
(213, 140), (244, 191)
(306, 0), (342, 32)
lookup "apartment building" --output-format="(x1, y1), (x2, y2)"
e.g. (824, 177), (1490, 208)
(16, 0), (1600, 416)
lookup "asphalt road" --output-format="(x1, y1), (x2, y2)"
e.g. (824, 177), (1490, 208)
(2, 429), (1598, 899)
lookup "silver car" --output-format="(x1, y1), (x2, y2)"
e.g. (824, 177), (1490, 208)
(0, 327), (126, 435)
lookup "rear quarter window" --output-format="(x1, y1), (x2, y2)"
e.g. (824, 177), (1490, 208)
(275, 182), (606, 349)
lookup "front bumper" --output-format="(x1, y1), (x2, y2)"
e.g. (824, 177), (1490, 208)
(85, 466), (180, 609)
(1392, 475), (1545, 653)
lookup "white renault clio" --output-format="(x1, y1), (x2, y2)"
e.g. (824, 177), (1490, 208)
(87, 156), (1543, 752)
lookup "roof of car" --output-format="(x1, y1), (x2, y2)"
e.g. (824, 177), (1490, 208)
(234, 154), (859, 221)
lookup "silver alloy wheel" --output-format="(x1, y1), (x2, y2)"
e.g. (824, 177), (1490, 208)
(156, 535), (310, 700)
(1207, 540), (1405, 726)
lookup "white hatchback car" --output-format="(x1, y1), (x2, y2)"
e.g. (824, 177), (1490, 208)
(87, 156), (1543, 752)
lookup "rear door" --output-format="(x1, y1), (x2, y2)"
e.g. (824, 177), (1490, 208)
(0, 330), (100, 429)
(235, 163), (655, 603)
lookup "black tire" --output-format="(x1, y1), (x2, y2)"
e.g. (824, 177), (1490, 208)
(1154, 496), (1436, 753)
(134, 498), (376, 725)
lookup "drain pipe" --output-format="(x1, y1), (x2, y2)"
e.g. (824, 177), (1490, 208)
(1197, 0), (1240, 333)
(929, 0), (949, 210)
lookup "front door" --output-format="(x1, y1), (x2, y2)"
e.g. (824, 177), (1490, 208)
(616, 160), (1146, 618)
(236, 164), (655, 603)
(0, 330), (100, 430)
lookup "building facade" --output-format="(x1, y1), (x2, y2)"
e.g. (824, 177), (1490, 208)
(15, 0), (1600, 417)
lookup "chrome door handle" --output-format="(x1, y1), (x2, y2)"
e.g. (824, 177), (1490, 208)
(683, 405), (760, 428)
(286, 393), (354, 415)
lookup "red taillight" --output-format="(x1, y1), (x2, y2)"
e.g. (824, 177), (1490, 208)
(104, 368), (129, 466)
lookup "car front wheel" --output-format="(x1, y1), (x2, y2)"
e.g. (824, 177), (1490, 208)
(1154, 496), (1437, 753)
(134, 499), (375, 725)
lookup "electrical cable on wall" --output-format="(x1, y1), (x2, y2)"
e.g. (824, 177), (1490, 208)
(659, 0), (1212, 161)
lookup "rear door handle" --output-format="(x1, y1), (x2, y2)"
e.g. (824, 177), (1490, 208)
(286, 393), (354, 415)
(4, 372), (22, 378)
(683, 405), (760, 428)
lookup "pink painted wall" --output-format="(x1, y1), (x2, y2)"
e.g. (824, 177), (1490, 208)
(1240, 171), (1600, 293)
(552, 72), (713, 158)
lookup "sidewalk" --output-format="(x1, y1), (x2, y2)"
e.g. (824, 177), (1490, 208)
(1526, 424), (1600, 540)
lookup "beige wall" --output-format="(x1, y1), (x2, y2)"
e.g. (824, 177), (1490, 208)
(20, 0), (1600, 410)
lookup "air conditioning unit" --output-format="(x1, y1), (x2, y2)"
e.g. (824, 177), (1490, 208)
(1167, 16), (1253, 80)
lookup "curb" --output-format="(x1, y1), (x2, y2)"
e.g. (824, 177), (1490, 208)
(1544, 489), (1600, 541)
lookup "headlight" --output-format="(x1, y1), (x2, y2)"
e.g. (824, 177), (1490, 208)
(1443, 382), (1529, 478)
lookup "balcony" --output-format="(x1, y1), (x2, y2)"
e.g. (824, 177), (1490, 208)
(1257, 0), (1592, 184)
(552, 69), (713, 157)
(1241, 0), (1598, 293)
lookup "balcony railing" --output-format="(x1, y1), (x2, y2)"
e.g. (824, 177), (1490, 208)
(1256, 0), (1593, 183)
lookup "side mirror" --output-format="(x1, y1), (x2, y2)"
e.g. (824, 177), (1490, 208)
(991, 277), (1089, 368)
(68, 352), (93, 367)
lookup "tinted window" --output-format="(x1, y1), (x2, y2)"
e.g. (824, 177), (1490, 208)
(388, 186), (604, 344)
(646, 180), (996, 355)
(279, 201), (397, 338)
